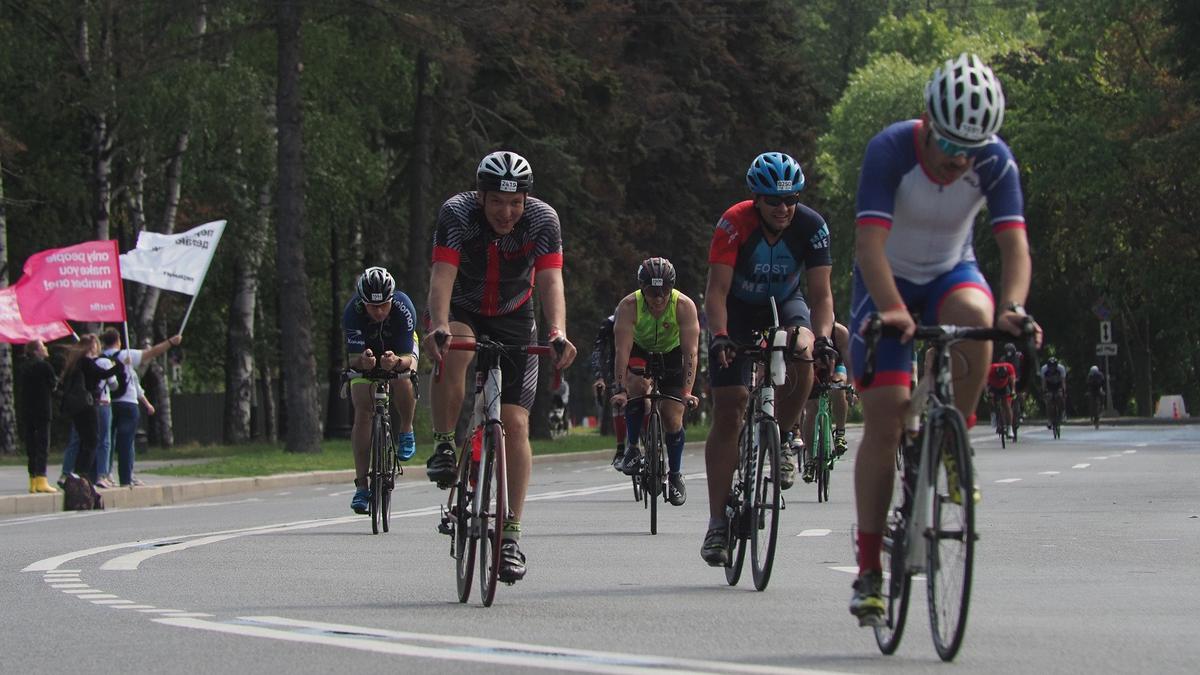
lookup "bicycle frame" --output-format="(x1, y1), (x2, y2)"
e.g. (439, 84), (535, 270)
(626, 354), (683, 534)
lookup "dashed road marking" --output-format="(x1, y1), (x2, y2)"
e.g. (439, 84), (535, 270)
(797, 529), (832, 537)
(1038, 471), (1060, 475)
(1072, 463), (1090, 469)
(995, 478), (1022, 484)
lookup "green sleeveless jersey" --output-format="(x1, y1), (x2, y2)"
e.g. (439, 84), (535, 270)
(633, 289), (681, 353)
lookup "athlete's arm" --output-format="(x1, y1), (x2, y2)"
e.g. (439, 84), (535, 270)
(609, 295), (636, 408)
(854, 226), (914, 341)
(704, 264), (733, 337)
(535, 267), (577, 368)
(677, 294), (701, 403)
(424, 262), (458, 360)
(994, 227), (1034, 336)
(805, 264), (835, 343)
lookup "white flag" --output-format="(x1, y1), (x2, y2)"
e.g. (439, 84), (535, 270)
(119, 220), (227, 295)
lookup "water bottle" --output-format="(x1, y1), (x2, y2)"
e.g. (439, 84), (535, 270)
(770, 329), (787, 386)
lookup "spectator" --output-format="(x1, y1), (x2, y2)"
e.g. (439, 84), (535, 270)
(99, 328), (180, 487)
(18, 339), (59, 493)
(59, 334), (124, 485)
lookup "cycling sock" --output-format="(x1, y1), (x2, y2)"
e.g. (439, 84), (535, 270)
(502, 519), (520, 542)
(666, 430), (685, 473)
(965, 413), (977, 429)
(707, 516), (726, 530)
(613, 413), (627, 444)
(857, 531), (883, 574)
(433, 430), (455, 446)
(625, 405), (644, 449)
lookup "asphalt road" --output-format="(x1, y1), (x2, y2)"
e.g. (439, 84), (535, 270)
(2, 424), (1197, 674)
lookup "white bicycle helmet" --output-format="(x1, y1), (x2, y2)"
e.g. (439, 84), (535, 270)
(476, 151), (533, 193)
(924, 53), (1005, 146)
(356, 266), (396, 304)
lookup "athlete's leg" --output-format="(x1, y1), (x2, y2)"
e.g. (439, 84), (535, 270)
(775, 326), (816, 434)
(429, 321), (474, 436)
(350, 382), (374, 482)
(500, 403), (531, 520)
(854, 385), (908, 570)
(705, 385), (748, 521)
(660, 399), (686, 472)
(391, 375), (416, 434)
(937, 288), (995, 421)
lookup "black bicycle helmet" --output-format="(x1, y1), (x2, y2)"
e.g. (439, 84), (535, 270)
(637, 257), (676, 291)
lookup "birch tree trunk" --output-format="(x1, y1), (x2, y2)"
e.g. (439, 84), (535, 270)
(275, 0), (322, 452)
(403, 49), (434, 302)
(224, 184), (270, 443)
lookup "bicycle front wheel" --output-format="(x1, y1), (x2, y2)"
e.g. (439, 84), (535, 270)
(381, 423), (394, 533)
(816, 411), (832, 503)
(478, 423), (506, 607)
(926, 408), (975, 662)
(646, 411), (663, 535)
(875, 441), (914, 654)
(369, 416), (384, 535)
(750, 419), (781, 591)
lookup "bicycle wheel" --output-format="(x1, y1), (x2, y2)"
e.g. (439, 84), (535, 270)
(724, 421), (751, 586)
(876, 437), (915, 653)
(996, 413), (1007, 449)
(750, 419), (780, 591)
(478, 423), (506, 607)
(369, 416), (384, 535)
(926, 409), (975, 662)
(646, 411), (663, 535)
(453, 449), (475, 603)
(1010, 397), (1020, 442)
(381, 422), (394, 533)
(816, 411), (832, 503)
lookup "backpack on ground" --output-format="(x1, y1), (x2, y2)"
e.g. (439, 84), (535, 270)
(62, 474), (104, 511)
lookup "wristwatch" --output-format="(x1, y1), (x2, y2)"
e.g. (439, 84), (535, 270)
(1002, 302), (1026, 315)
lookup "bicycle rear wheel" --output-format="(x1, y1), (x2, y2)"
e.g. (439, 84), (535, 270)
(381, 422), (394, 533)
(478, 423), (506, 607)
(369, 416), (384, 535)
(750, 419), (780, 591)
(453, 448), (475, 603)
(816, 411), (832, 503)
(724, 422), (751, 586)
(926, 409), (975, 662)
(646, 411), (663, 535)
(875, 441), (915, 654)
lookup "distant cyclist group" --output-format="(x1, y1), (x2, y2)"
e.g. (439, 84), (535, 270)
(339, 52), (1058, 657)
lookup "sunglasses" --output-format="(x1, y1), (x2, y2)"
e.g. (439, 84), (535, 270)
(930, 125), (987, 158)
(642, 286), (671, 299)
(760, 194), (801, 208)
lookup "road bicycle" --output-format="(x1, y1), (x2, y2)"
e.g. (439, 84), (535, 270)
(343, 367), (413, 535)
(990, 389), (1013, 448)
(723, 298), (807, 591)
(435, 335), (556, 607)
(1089, 389), (1103, 429)
(810, 379), (853, 503)
(861, 313), (1036, 661)
(623, 353), (686, 535)
(1045, 389), (1064, 439)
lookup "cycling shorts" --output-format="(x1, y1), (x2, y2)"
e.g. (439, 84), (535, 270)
(849, 261), (992, 390)
(628, 344), (685, 399)
(709, 290), (812, 389)
(444, 302), (539, 410)
(989, 385), (1013, 406)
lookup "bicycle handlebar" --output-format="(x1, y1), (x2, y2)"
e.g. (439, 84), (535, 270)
(432, 333), (561, 386)
(859, 313), (1039, 390)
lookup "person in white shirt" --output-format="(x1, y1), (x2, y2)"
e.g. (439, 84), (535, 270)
(99, 328), (181, 486)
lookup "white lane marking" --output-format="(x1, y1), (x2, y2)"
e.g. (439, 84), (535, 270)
(1072, 463), (1090, 469)
(0, 498), (262, 529)
(24, 517), (352, 572)
(829, 566), (925, 582)
(76, 594), (119, 599)
(139, 608), (184, 613)
(61, 589), (100, 594)
(156, 615), (848, 675)
(1089, 456), (1109, 460)
(1135, 538), (1179, 542)
(1038, 471), (1061, 475)
(113, 605), (157, 610)
(994, 478), (1022, 484)
(1124, 450), (1138, 454)
(91, 599), (135, 605)
(160, 612), (214, 618)
(49, 583), (89, 589)
(328, 490), (355, 498)
(1134, 443), (1148, 448)
(797, 529), (832, 537)
(275, 492), (292, 496)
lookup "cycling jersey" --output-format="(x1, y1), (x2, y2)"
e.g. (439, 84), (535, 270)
(633, 289), (681, 353)
(709, 200), (832, 305)
(987, 362), (1016, 390)
(589, 315), (616, 384)
(431, 192), (563, 316)
(1041, 363), (1066, 391)
(342, 291), (418, 358)
(1086, 371), (1106, 392)
(1002, 352), (1024, 383)
(855, 120), (1025, 284)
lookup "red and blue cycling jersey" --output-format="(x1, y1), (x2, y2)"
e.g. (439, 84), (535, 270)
(342, 291), (418, 358)
(431, 192), (563, 317)
(708, 200), (832, 305)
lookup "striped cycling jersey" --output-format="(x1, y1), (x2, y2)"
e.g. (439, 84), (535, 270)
(633, 289), (681, 353)
(431, 192), (563, 316)
(856, 120), (1025, 284)
(708, 200), (832, 305)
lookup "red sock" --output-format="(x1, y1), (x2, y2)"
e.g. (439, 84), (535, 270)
(613, 415), (627, 444)
(966, 412), (977, 429)
(857, 531), (883, 574)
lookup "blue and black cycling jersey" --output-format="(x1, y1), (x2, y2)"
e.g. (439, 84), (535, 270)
(341, 291), (419, 359)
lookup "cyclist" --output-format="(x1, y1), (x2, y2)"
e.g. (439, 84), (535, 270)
(548, 377), (570, 436)
(342, 266), (419, 515)
(1041, 356), (1067, 426)
(847, 54), (1039, 626)
(701, 151), (835, 566)
(1086, 365), (1107, 419)
(609, 257), (701, 506)
(797, 320), (854, 482)
(987, 359), (1017, 438)
(1000, 341), (1026, 423)
(423, 150), (577, 584)
(589, 314), (628, 469)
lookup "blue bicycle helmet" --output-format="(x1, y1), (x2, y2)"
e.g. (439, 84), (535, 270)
(745, 152), (805, 195)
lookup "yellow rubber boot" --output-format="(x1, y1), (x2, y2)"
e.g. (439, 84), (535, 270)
(31, 476), (59, 494)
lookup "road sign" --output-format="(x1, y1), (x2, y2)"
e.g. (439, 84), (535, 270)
(1091, 298), (1111, 321)
(1100, 320), (1112, 344)
(1096, 343), (1118, 356)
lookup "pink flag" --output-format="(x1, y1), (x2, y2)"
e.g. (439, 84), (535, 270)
(13, 240), (126, 324)
(0, 287), (72, 344)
